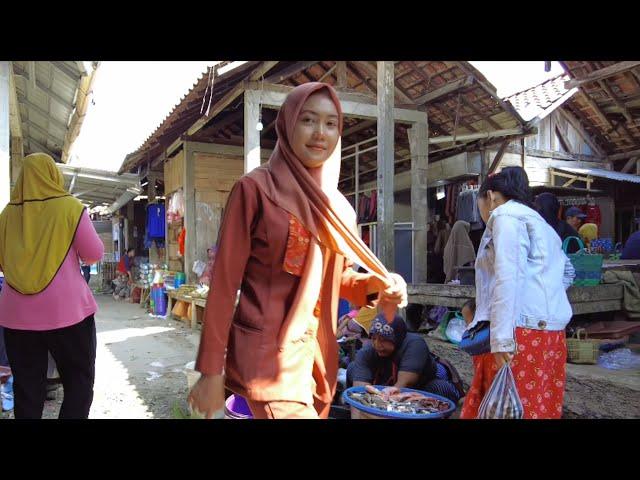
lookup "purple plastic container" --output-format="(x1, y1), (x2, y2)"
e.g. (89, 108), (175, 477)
(224, 394), (253, 419)
(152, 286), (167, 316)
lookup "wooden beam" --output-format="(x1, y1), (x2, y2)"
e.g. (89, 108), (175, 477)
(608, 147), (640, 162)
(1, 61), (10, 208)
(355, 61), (415, 105)
(487, 140), (509, 175)
(429, 128), (524, 144)
(182, 62), (277, 135)
(264, 61), (318, 83)
(430, 102), (478, 134)
(557, 107), (606, 157)
(318, 63), (337, 83)
(8, 64), (23, 141)
(455, 61), (525, 126)
(621, 157), (637, 173)
(459, 95), (502, 130)
(564, 61), (640, 89)
(198, 109), (243, 137)
(246, 87), (427, 124)
(555, 123), (572, 154)
(346, 61), (376, 95)
(343, 119), (376, 138)
(408, 121), (429, 283)
(598, 78), (633, 123)
(249, 61), (279, 81)
(186, 80), (247, 136)
(377, 61), (395, 270)
(413, 76), (473, 105)
(183, 141), (196, 282)
(336, 62), (348, 88)
(578, 90), (616, 133)
(244, 90), (261, 173)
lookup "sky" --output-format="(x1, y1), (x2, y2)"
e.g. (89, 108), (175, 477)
(69, 61), (565, 172)
(69, 61), (217, 172)
(469, 61), (564, 98)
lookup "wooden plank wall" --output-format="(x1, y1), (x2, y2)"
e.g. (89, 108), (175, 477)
(193, 152), (244, 265)
(520, 111), (595, 156)
(164, 150), (185, 194)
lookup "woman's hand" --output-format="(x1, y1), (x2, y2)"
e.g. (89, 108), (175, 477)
(187, 374), (226, 419)
(369, 273), (408, 309)
(493, 351), (514, 368)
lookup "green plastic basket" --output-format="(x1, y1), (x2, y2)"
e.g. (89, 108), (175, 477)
(562, 236), (604, 287)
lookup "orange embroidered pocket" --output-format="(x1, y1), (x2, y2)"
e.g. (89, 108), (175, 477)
(283, 213), (311, 277)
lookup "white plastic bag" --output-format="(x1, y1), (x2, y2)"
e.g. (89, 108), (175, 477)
(445, 316), (466, 344)
(192, 260), (207, 277)
(477, 363), (524, 419)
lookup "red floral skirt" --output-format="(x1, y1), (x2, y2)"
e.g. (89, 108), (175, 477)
(460, 327), (567, 419)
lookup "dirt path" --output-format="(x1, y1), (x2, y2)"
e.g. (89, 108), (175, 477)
(2, 295), (200, 419)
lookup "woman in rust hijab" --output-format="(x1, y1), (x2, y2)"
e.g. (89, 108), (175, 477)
(189, 82), (407, 419)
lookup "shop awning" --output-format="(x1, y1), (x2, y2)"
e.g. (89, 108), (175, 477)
(553, 166), (640, 185)
(56, 163), (141, 210)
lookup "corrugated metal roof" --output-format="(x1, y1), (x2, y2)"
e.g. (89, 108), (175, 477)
(505, 74), (576, 122)
(11, 61), (97, 163)
(555, 166), (640, 184)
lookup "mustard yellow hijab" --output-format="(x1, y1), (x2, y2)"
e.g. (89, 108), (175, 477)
(0, 153), (85, 294)
(579, 223), (598, 248)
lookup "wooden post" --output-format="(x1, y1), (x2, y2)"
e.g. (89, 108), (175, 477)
(183, 140), (197, 282)
(376, 61), (395, 271)
(520, 137), (526, 168)
(354, 144), (360, 219)
(10, 135), (23, 187)
(0, 61), (9, 210)
(637, 159), (640, 176)
(244, 91), (261, 173)
(148, 172), (157, 203)
(408, 120), (429, 284)
(479, 148), (488, 184)
(337, 62), (348, 89)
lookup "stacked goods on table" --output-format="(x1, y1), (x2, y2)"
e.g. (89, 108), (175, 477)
(174, 284), (209, 299)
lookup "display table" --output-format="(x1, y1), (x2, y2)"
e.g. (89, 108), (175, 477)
(167, 290), (206, 329)
(408, 283), (624, 315)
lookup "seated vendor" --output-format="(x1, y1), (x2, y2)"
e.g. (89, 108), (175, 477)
(346, 314), (464, 405)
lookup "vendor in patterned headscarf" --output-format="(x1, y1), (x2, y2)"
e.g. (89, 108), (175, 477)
(346, 314), (464, 405)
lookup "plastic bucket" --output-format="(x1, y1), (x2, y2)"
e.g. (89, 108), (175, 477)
(224, 394), (253, 419)
(342, 385), (456, 419)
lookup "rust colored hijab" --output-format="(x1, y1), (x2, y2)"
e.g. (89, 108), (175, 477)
(247, 82), (391, 282)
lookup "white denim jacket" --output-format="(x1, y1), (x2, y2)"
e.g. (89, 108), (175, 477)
(469, 200), (574, 353)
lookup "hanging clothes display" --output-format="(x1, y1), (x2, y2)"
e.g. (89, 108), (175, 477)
(178, 227), (186, 256)
(455, 187), (482, 230)
(147, 203), (166, 239)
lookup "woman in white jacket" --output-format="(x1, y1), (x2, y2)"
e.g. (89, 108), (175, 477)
(461, 167), (573, 419)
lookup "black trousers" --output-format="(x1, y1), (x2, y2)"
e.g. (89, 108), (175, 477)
(3, 315), (96, 419)
(81, 266), (91, 284)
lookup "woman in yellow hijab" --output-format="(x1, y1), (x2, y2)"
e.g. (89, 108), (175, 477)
(578, 223), (598, 249)
(0, 153), (104, 419)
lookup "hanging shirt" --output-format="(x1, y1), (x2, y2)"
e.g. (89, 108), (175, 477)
(147, 204), (166, 238)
